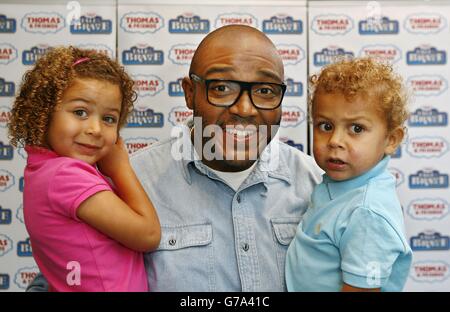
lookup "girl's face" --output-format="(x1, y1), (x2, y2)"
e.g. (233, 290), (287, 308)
(47, 78), (122, 165)
(312, 91), (400, 181)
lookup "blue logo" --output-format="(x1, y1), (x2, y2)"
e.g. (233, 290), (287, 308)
(313, 47), (354, 67)
(0, 205), (12, 224)
(285, 79), (303, 97)
(169, 14), (209, 33)
(392, 146), (402, 158)
(0, 141), (13, 160)
(22, 45), (51, 65)
(358, 16), (399, 35)
(409, 169), (449, 189)
(168, 78), (184, 96)
(126, 109), (164, 128)
(0, 273), (9, 289)
(70, 15), (112, 34)
(283, 139), (303, 152)
(122, 45), (164, 65)
(0, 78), (15, 97)
(409, 108), (448, 127)
(410, 232), (450, 251)
(407, 46), (446, 65)
(17, 238), (32, 257)
(0, 14), (16, 33)
(262, 15), (302, 34)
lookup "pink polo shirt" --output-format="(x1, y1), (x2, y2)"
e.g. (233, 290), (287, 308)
(24, 146), (148, 292)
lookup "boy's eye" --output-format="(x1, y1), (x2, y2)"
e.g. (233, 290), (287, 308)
(318, 122), (333, 132)
(103, 116), (117, 124)
(350, 124), (364, 134)
(73, 110), (87, 118)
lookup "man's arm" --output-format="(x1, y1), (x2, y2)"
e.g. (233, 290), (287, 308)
(26, 273), (49, 292)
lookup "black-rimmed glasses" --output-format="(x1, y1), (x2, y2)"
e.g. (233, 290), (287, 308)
(190, 73), (286, 110)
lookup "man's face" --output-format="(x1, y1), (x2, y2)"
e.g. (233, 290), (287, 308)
(183, 32), (284, 172)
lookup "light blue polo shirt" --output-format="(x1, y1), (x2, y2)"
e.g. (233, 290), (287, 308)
(285, 156), (412, 291)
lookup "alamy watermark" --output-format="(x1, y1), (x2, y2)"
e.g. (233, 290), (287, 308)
(170, 117), (281, 171)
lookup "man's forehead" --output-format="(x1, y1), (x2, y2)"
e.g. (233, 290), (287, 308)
(191, 35), (283, 80)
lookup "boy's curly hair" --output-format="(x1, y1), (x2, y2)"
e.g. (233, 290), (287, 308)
(8, 46), (136, 147)
(309, 57), (409, 132)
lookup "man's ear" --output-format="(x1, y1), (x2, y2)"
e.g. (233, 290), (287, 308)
(182, 76), (194, 110)
(384, 126), (405, 155)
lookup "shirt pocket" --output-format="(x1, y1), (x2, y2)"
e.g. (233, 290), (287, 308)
(147, 223), (215, 291)
(158, 223), (212, 250)
(271, 217), (301, 290)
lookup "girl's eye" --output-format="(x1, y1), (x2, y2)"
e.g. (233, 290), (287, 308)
(351, 124), (364, 134)
(74, 110), (87, 118)
(318, 122), (333, 132)
(103, 116), (117, 124)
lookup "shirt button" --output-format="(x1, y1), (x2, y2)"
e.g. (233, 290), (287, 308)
(242, 243), (249, 252)
(169, 238), (176, 246)
(237, 195), (241, 203)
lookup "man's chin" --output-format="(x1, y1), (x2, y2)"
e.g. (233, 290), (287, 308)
(219, 157), (257, 172)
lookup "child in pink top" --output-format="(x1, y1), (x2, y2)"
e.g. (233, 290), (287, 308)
(8, 46), (161, 291)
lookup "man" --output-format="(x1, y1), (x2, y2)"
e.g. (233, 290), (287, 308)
(27, 25), (322, 291)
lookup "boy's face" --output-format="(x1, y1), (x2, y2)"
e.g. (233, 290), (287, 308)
(47, 78), (122, 165)
(312, 91), (399, 181)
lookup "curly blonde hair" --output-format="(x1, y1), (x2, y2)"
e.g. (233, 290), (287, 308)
(309, 57), (409, 132)
(8, 46), (136, 147)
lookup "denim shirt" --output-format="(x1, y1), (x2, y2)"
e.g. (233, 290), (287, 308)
(131, 129), (322, 291)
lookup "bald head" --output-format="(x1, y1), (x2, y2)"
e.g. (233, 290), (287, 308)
(190, 25), (283, 78)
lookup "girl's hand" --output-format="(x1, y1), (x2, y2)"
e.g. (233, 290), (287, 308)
(97, 137), (130, 179)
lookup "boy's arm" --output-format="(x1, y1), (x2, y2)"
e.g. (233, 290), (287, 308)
(77, 138), (161, 252)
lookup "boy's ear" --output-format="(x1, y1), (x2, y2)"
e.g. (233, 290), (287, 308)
(182, 76), (194, 110)
(384, 126), (405, 155)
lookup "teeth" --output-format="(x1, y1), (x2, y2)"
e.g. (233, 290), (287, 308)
(225, 127), (256, 138)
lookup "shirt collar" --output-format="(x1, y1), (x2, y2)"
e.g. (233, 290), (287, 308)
(324, 155), (391, 200)
(178, 126), (291, 186)
(25, 145), (59, 163)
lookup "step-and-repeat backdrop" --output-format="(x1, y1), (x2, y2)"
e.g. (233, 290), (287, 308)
(0, 0), (449, 291)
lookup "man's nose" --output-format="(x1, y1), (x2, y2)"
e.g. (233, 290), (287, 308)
(228, 90), (258, 117)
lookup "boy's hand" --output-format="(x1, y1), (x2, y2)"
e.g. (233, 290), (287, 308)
(97, 137), (131, 179)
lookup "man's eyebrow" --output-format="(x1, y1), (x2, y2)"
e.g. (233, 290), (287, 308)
(258, 69), (283, 83)
(204, 67), (282, 83)
(204, 66), (235, 77)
